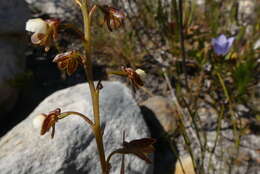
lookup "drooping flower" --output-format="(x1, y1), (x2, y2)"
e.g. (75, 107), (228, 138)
(26, 18), (60, 52)
(211, 34), (235, 56)
(33, 108), (61, 139)
(99, 5), (126, 31)
(53, 50), (83, 76)
(122, 67), (145, 89)
(117, 138), (156, 163)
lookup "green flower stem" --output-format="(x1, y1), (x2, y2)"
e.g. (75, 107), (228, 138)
(216, 72), (241, 173)
(58, 111), (94, 126)
(175, 0), (188, 89)
(208, 106), (224, 172)
(107, 71), (128, 76)
(80, 0), (107, 173)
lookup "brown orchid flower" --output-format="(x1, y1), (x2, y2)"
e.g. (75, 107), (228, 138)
(99, 5), (126, 31)
(26, 18), (60, 52)
(53, 50), (83, 76)
(33, 108), (61, 139)
(122, 67), (146, 89)
(106, 133), (156, 173)
(119, 138), (156, 163)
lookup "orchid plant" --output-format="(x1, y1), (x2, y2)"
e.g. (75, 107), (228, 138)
(26, 0), (155, 173)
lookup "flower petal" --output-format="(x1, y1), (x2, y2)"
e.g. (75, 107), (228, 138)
(26, 18), (48, 34)
(133, 73), (144, 87)
(53, 51), (73, 63)
(227, 37), (235, 49)
(51, 125), (55, 139)
(41, 115), (53, 135)
(31, 33), (45, 45)
(216, 34), (227, 46)
(58, 60), (68, 70)
(126, 138), (156, 148)
(214, 42), (228, 56)
(67, 59), (78, 75)
(132, 152), (152, 164)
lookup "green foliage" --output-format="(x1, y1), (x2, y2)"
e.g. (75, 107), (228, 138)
(233, 59), (256, 97)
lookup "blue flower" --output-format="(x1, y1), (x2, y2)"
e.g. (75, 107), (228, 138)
(211, 34), (235, 56)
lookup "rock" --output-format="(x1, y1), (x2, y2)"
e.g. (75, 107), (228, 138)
(0, 82), (153, 174)
(142, 96), (177, 134)
(140, 105), (176, 174)
(0, 0), (30, 33)
(0, 0), (29, 116)
(176, 103), (260, 174)
(174, 156), (195, 174)
(25, 0), (138, 21)
(25, 0), (80, 22)
(0, 38), (25, 115)
(238, 0), (257, 25)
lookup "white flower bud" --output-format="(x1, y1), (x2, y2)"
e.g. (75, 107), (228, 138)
(26, 18), (48, 34)
(32, 114), (46, 130)
(135, 69), (146, 79)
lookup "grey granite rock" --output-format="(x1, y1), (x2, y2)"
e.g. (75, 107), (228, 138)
(25, 0), (80, 22)
(0, 0), (29, 115)
(176, 103), (260, 174)
(0, 82), (153, 174)
(0, 37), (26, 115)
(238, 0), (257, 25)
(0, 0), (30, 33)
(25, 0), (137, 21)
(142, 96), (177, 134)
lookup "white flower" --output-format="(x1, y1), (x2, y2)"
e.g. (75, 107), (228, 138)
(135, 69), (146, 80)
(26, 18), (48, 34)
(32, 114), (46, 130)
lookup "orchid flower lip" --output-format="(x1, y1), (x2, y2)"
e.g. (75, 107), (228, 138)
(32, 114), (46, 131)
(135, 69), (146, 79)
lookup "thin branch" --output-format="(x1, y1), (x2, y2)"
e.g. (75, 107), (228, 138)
(178, 0), (189, 89)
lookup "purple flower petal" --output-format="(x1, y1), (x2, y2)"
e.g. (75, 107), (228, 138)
(227, 37), (235, 49)
(216, 34), (227, 46)
(214, 42), (228, 56)
(211, 38), (217, 46)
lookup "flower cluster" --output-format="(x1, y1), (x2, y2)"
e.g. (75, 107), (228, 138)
(28, 2), (155, 173)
